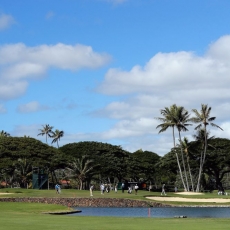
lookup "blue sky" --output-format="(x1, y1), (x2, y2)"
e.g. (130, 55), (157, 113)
(1, 0), (230, 155)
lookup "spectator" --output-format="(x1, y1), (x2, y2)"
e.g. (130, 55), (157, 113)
(121, 183), (125, 193)
(55, 184), (60, 194)
(134, 184), (139, 195)
(100, 184), (105, 195)
(161, 184), (166, 196)
(90, 185), (94, 197)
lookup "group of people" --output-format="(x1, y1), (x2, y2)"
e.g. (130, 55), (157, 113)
(54, 183), (140, 196)
(122, 183), (139, 195)
(89, 183), (140, 196)
(127, 184), (139, 195)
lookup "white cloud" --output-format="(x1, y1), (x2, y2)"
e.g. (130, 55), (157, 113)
(0, 43), (111, 100)
(98, 51), (230, 95)
(6, 35), (230, 156)
(17, 101), (50, 113)
(100, 118), (157, 139)
(0, 13), (15, 31)
(0, 80), (28, 100)
(95, 35), (230, 155)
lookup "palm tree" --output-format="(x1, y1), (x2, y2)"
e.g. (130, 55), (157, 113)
(193, 128), (215, 148)
(156, 104), (187, 191)
(0, 130), (10, 137)
(16, 158), (32, 189)
(180, 137), (194, 192)
(37, 124), (53, 144)
(190, 104), (223, 192)
(67, 155), (95, 190)
(172, 105), (192, 191)
(50, 129), (64, 148)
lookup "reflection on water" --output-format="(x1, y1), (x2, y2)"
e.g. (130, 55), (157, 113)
(70, 207), (230, 218)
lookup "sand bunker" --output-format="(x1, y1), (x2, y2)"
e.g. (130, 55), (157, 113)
(175, 192), (203, 195)
(147, 196), (230, 203)
(0, 193), (13, 195)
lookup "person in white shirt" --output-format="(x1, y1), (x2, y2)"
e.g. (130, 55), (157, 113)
(134, 184), (139, 195)
(100, 184), (105, 195)
(90, 185), (94, 196)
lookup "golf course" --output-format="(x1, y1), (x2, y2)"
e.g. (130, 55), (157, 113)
(1, 188), (230, 230)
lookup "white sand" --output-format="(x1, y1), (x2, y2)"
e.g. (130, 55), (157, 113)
(147, 194), (230, 203)
(175, 192), (203, 195)
(0, 193), (13, 195)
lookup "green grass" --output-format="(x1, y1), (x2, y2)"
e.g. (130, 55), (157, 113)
(1, 188), (230, 206)
(1, 189), (230, 229)
(1, 202), (230, 230)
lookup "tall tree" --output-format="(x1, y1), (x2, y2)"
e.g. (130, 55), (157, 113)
(172, 105), (192, 191)
(37, 124), (53, 144)
(60, 141), (130, 183)
(156, 104), (187, 190)
(15, 158), (32, 188)
(190, 104), (223, 192)
(67, 155), (95, 190)
(180, 137), (194, 191)
(51, 129), (64, 148)
(128, 150), (160, 183)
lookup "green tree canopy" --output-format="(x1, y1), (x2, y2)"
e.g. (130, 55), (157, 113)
(60, 141), (131, 182)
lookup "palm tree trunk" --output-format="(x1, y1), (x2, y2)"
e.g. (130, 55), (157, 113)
(196, 151), (203, 192)
(186, 156), (194, 192)
(179, 131), (189, 191)
(173, 128), (187, 191)
(196, 125), (207, 192)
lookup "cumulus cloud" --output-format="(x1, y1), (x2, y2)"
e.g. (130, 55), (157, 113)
(98, 52), (230, 96)
(95, 35), (230, 155)
(0, 43), (111, 100)
(0, 13), (15, 31)
(17, 101), (50, 113)
(0, 80), (28, 100)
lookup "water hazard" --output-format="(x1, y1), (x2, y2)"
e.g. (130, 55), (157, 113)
(70, 207), (230, 218)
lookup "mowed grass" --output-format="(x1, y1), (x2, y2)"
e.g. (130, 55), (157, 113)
(1, 202), (230, 230)
(1, 188), (230, 230)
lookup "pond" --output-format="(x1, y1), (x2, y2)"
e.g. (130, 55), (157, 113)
(70, 207), (230, 218)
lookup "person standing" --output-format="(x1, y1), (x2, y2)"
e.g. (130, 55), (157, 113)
(134, 184), (139, 195)
(55, 184), (60, 194)
(90, 185), (94, 197)
(175, 186), (178, 193)
(161, 184), (166, 196)
(114, 184), (118, 193)
(100, 184), (105, 195)
(121, 183), (125, 193)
